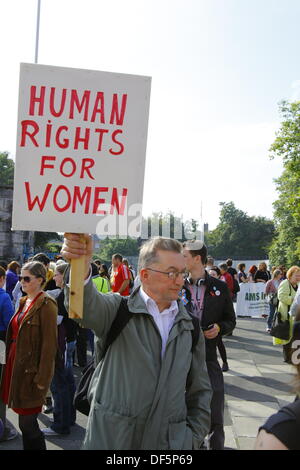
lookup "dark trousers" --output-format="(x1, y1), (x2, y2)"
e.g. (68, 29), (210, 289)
(283, 341), (293, 363)
(50, 365), (76, 434)
(217, 337), (227, 364)
(206, 361), (225, 450)
(19, 413), (46, 450)
(75, 326), (88, 367)
(87, 329), (95, 355)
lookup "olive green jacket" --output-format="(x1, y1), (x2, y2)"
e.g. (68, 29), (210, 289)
(71, 280), (212, 450)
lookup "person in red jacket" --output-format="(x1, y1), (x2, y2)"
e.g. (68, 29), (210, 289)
(110, 254), (130, 296)
(218, 263), (234, 298)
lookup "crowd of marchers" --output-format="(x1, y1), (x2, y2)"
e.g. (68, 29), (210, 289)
(0, 238), (300, 451)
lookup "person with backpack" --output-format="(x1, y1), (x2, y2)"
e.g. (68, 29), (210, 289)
(92, 263), (110, 294)
(254, 306), (300, 450)
(122, 258), (135, 293)
(208, 266), (230, 373)
(273, 266), (300, 364)
(265, 269), (282, 333)
(182, 241), (236, 450)
(226, 259), (240, 302)
(218, 263), (234, 299)
(61, 233), (212, 450)
(226, 259), (237, 282)
(110, 254), (131, 296)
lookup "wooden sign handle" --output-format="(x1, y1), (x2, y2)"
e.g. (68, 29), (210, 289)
(69, 235), (86, 319)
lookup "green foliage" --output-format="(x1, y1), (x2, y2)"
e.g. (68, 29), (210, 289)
(96, 212), (201, 261)
(268, 100), (300, 266)
(98, 237), (139, 262)
(34, 232), (62, 252)
(206, 202), (275, 259)
(0, 152), (14, 186)
(142, 211), (199, 241)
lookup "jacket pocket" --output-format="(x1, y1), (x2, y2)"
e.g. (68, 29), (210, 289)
(91, 402), (137, 450)
(168, 421), (193, 450)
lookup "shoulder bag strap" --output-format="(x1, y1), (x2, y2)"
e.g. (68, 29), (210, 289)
(100, 297), (132, 360)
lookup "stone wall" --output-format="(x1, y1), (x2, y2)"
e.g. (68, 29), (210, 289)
(0, 186), (32, 262)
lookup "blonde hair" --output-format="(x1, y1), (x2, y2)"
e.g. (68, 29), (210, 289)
(272, 269), (282, 279)
(138, 237), (182, 272)
(286, 266), (300, 280)
(258, 262), (267, 271)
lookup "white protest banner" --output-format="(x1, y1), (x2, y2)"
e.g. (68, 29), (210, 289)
(12, 63), (151, 236)
(236, 282), (269, 317)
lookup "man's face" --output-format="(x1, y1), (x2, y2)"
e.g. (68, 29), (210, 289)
(112, 257), (120, 268)
(141, 250), (186, 304)
(182, 249), (203, 272)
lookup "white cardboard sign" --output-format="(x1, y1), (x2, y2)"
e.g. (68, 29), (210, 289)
(12, 63), (151, 235)
(236, 282), (269, 317)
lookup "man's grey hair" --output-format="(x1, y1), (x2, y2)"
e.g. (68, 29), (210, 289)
(138, 237), (182, 272)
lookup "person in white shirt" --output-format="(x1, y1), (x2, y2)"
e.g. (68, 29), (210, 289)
(61, 234), (212, 450)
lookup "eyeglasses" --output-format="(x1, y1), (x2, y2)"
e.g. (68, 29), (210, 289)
(147, 268), (186, 280)
(19, 275), (37, 283)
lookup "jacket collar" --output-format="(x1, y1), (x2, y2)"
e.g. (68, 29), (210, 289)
(18, 291), (56, 322)
(127, 285), (193, 324)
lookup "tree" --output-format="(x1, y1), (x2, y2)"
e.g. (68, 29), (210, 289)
(0, 152), (14, 186)
(98, 237), (139, 262)
(34, 232), (63, 252)
(268, 100), (300, 266)
(142, 211), (200, 241)
(96, 211), (201, 262)
(206, 202), (275, 259)
(0, 152), (63, 253)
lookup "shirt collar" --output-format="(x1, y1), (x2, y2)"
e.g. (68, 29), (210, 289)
(139, 286), (179, 315)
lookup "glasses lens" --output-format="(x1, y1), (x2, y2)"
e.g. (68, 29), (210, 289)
(169, 272), (185, 280)
(19, 276), (32, 282)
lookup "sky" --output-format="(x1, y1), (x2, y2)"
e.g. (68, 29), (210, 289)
(1, 0), (300, 230)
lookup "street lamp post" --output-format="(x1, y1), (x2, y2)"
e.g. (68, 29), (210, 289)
(35, 0), (41, 64)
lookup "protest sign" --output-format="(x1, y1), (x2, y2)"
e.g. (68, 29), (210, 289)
(236, 282), (269, 317)
(12, 63), (151, 318)
(12, 63), (151, 236)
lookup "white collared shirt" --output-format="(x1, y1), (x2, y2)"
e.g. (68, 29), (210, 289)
(139, 286), (179, 358)
(84, 270), (178, 357)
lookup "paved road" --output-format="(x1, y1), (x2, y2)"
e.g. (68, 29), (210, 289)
(1, 316), (296, 450)
(223, 316), (295, 450)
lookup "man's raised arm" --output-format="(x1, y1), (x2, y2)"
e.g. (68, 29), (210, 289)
(61, 232), (93, 280)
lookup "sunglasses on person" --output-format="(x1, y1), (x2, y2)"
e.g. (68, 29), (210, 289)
(18, 275), (40, 283)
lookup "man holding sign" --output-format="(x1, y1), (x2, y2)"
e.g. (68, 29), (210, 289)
(61, 233), (212, 450)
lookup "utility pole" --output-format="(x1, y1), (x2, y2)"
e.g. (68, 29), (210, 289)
(29, 0), (42, 255)
(35, 0), (41, 64)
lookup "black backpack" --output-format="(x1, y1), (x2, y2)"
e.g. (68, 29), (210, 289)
(233, 278), (240, 294)
(73, 298), (200, 416)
